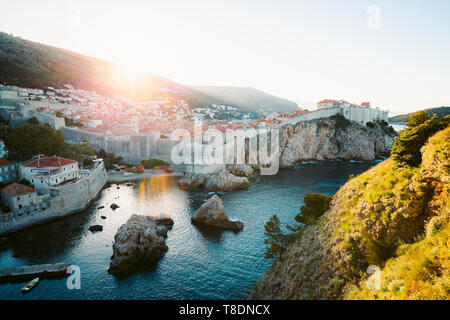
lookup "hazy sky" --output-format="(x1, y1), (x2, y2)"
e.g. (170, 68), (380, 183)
(1, 0), (450, 115)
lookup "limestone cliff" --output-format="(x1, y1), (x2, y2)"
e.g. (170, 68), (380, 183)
(278, 116), (396, 167)
(251, 126), (449, 300)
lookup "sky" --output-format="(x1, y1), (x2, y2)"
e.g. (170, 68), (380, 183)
(1, 0), (450, 115)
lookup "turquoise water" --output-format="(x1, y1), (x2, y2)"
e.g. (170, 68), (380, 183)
(0, 161), (379, 300)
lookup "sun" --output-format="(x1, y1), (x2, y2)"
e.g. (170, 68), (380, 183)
(118, 61), (144, 80)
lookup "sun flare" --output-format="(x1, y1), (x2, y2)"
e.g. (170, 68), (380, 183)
(118, 61), (144, 79)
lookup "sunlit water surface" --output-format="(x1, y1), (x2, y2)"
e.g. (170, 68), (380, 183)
(0, 161), (379, 299)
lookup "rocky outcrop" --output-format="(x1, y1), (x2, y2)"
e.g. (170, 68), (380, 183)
(179, 170), (250, 192)
(278, 117), (396, 167)
(251, 126), (449, 300)
(192, 195), (243, 231)
(204, 170), (250, 192)
(226, 164), (255, 177)
(179, 173), (206, 191)
(108, 214), (174, 275)
(89, 225), (103, 232)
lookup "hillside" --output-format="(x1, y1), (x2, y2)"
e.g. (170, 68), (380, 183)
(192, 86), (299, 115)
(0, 32), (297, 117)
(389, 107), (450, 123)
(251, 124), (449, 300)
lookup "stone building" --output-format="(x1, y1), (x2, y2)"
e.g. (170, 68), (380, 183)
(1, 182), (38, 211)
(19, 156), (79, 190)
(0, 158), (17, 184)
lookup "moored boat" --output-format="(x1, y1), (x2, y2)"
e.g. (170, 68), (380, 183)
(21, 277), (39, 294)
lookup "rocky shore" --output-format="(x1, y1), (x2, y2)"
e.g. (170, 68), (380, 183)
(108, 214), (174, 275)
(192, 195), (243, 231)
(179, 168), (252, 192)
(278, 116), (397, 167)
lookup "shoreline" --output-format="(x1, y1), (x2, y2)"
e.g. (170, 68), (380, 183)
(107, 169), (182, 182)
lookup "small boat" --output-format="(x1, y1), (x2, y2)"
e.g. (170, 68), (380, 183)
(155, 165), (163, 170)
(21, 277), (39, 294)
(164, 168), (173, 173)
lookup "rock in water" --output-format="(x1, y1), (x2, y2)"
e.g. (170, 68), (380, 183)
(108, 215), (174, 275)
(204, 170), (250, 192)
(89, 225), (103, 232)
(226, 164), (255, 177)
(179, 173), (206, 191)
(192, 195), (243, 231)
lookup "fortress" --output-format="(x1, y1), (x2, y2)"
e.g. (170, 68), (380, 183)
(0, 160), (107, 236)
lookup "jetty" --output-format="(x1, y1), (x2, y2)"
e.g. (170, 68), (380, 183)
(0, 262), (70, 281)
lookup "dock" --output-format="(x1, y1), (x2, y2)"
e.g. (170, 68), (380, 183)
(0, 262), (70, 281)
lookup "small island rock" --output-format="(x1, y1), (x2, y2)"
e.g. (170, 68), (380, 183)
(192, 195), (243, 231)
(108, 215), (173, 275)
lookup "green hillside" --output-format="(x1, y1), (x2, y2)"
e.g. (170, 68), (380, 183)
(389, 107), (450, 123)
(192, 86), (299, 114)
(0, 32), (297, 116)
(252, 113), (450, 300)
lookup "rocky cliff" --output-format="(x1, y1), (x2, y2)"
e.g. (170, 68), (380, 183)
(278, 115), (396, 167)
(251, 126), (449, 300)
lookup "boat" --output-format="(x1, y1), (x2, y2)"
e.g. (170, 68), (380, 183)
(21, 277), (39, 294)
(164, 168), (173, 173)
(155, 165), (163, 170)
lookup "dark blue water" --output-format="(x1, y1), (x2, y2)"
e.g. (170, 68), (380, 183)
(0, 161), (379, 299)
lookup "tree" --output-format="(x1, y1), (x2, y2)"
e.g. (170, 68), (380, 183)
(294, 193), (332, 226)
(264, 215), (289, 260)
(5, 123), (69, 161)
(406, 110), (428, 128)
(391, 113), (450, 167)
(27, 116), (39, 125)
(141, 159), (169, 169)
(66, 140), (96, 163)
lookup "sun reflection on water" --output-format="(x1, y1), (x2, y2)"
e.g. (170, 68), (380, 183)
(137, 175), (187, 217)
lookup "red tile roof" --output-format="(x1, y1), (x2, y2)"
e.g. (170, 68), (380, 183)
(0, 158), (14, 167)
(22, 156), (77, 168)
(2, 182), (35, 197)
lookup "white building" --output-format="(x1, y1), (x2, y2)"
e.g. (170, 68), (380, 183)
(19, 156), (79, 190)
(317, 99), (354, 110)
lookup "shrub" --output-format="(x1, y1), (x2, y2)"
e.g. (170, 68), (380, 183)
(330, 113), (352, 129)
(294, 193), (332, 226)
(366, 122), (375, 129)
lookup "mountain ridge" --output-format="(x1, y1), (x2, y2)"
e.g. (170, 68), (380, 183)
(0, 32), (297, 117)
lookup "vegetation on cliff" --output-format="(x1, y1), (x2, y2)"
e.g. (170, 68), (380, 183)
(252, 113), (449, 300)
